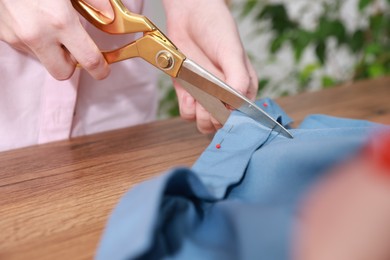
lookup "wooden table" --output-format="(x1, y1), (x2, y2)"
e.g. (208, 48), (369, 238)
(1, 77), (389, 259)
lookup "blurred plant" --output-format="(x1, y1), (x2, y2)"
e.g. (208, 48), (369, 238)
(157, 76), (179, 119)
(238, 0), (390, 95)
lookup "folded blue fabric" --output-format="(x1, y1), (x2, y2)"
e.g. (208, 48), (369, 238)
(96, 99), (386, 260)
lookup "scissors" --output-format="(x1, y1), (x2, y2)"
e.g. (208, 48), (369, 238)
(71, 0), (293, 138)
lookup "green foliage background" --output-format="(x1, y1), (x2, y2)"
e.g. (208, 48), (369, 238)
(158, 0), (390, 118)
(238, 0), (389, 95)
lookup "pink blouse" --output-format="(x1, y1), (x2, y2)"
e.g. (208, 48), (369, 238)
(0, 1), (158, 152)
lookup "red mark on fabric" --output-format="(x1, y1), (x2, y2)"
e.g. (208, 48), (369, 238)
(263, 102), (268, 108)
(216, 144), (221, 149)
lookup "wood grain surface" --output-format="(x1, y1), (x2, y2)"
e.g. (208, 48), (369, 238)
(0, 77), (389, 259)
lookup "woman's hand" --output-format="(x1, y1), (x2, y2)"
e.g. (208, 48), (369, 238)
(162, 0), (258, 134)
(0, 0), (111, 80)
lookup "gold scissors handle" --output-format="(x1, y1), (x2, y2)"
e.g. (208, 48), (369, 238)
(71, 0), (186, 78)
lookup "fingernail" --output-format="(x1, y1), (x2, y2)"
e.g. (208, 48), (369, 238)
(97, 61), (110, 80)
(184, 94), (194, 108)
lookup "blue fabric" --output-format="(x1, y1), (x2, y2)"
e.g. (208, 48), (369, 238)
(96, 98), (387, 260)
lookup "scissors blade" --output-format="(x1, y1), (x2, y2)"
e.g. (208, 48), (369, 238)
(176, 59), (293, 138)
(176, 79), (231, 124)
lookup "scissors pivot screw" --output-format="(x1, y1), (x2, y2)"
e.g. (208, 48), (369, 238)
(156, 51), (174, 70)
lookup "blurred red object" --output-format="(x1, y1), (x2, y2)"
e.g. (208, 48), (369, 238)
(294, 130), (390, 260)
(364, 131), (390, 173)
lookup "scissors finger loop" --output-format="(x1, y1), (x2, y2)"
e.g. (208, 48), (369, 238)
(71, 0), (155, 34)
